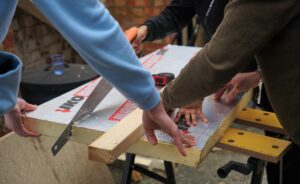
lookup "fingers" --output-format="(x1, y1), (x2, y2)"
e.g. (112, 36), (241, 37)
(176, 108), (207, 126)
(180, 131), (196, 147)
(133, 44), (143, 55)
(184, 113), (191, 126)
(175, 111), (183, 122)
(214, 86), (227, 100)
(6, 117), (39, 137)
(142, 110), (159, 145)
(17, 98), (37, 112)
(145, 129), (158, 145)
(196, 111), (209, 124)
(172, 131), (187, 156)
(23, 102), (37, 112)
(143, 102), (196, 157)
(131, 26), (148, 54)
(172, 130), (196, 157)
(15, 125), (40, 137)
(225, 87), (239, 104)
(4, 102), (40, 137)
(191, 113), (197, 126)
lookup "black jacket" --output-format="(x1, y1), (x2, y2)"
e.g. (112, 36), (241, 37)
(144, 0), (256, 72)
(144, 0), (228, 41)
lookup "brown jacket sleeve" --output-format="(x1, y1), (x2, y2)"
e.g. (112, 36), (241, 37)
(161, 0), (296, 110)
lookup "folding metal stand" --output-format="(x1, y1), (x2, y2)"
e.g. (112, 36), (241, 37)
(217, 157), (269, 184)
(121, 153), (176, 184)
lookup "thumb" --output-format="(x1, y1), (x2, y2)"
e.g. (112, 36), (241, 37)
(23, 101), (37, 112)
(133, 33), (145, 46)
(214, 85), (228, 100)
(133, 26), (147, 45)
(145, 129), (158, 145)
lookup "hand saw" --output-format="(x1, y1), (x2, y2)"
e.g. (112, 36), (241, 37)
(51, 27), (139, 156)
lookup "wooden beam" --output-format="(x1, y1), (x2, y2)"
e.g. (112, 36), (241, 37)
(88, 90), (253, 166)
(236, 108), (287, 134)
(89, 109), (144, 163)
(217, 128), (291, 163)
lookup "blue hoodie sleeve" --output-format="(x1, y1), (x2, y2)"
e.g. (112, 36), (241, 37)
(0, 0), (18, 43)
(0, 51), (22, 115)
(0, 0), (21, 115)
(32, 0), (160, 110)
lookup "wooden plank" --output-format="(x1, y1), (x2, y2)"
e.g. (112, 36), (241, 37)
(89, 109), (143, 163)
(0, 133), (114, 184)
(88, 90), (253, 166)
(23, 46), (282, 167)
(236, 108), (286, 134)
(18, 0), (52, 26)
(24, 90), (253, 167)
(216, 128), (291, 163)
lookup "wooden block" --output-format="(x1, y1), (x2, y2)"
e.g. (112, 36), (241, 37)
(216, 128), (291, 163)
(236, 108), (286, 134)
(89, 109), (144, 163)
(88, 90), (253, 166)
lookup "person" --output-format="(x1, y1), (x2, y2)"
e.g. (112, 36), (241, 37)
(0, 0), (195, 156)
(131, 0), (259, 124)
(131, 0), (300, 183)
(159, 1), (300, 183)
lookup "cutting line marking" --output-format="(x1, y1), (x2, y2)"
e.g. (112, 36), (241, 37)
(73, 78), (98, 97)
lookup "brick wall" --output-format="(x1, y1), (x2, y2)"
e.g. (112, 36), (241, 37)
(2, 27), (16, 53)
(0, 1), (178, 137)
(105, 0), (173, 54)
(10, 1), (173, 70)
(12, 8), (85, 71)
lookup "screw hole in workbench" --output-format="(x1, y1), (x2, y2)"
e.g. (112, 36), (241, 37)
(255, 118), (261, 122)
(228, 139), (235, 143)
(238, 132), (244, 135)
(263, 113), (269, 116)
(272, 145), (279, 149)
(242, 108), (247, 111)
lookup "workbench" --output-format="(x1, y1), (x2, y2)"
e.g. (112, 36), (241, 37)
(23, 45), (291, 183)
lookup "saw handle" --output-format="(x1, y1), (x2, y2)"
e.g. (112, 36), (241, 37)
(124, 27), (138, 43)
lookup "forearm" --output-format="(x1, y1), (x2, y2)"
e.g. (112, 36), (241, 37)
(144, 0), (196, 41)
(32, 0), (160, 110)
(162, 0), (295, 110)
(0, 51), (22, 115)
(0, 0), (18, 43)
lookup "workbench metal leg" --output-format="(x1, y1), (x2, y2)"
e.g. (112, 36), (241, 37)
(217, 157), (266, 184)
(121, 153), (176, 184)
(249, 158), (266, 184)
(279, 158), (283, 184)
(164, 161), (176, 184)
(121, 153), (135, 184)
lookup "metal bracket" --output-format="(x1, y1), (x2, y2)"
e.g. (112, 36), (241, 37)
(217, 157), (266, 184)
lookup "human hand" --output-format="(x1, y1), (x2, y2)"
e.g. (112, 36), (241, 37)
(175, 100), (208, 126)
(143, 101), (196, 156)
(4, 98), (40, 137)
(132, 25), (148, 54)
(214, 71), (261, 103)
